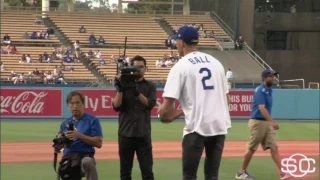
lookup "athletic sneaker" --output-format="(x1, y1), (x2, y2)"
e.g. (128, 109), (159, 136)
(235, 170), (255, 179)
(280, 172), (292, 180)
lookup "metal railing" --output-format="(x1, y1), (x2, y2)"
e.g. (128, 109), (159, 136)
(2, 6), (209, 16)
(280, 79), (305, 89)
(210, 11), (235, 40)
(244, 45), (280, 83)
(308, 82), (320, 89)
(210, 10), (279, 83)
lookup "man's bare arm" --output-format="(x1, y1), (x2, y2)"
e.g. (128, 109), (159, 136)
(113, 92), (123, 108)
(258, 104), (273, 122)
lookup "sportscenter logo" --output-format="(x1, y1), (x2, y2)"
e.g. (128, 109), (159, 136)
(281, 153), (317, 178)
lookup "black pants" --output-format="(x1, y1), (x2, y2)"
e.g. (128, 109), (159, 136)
(118, 135), (154, 180)
(182, 132), (226, 180)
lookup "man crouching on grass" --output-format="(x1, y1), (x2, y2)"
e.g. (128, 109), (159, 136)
(57, 91), (103, 180)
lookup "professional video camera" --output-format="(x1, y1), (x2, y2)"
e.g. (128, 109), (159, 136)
(116, 37), (141, 89)
(52, 122), (74, 153)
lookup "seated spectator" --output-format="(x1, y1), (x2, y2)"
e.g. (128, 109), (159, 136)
(165, 59), (173, 67)
(199, 24), (204, 31)
(35, 17), (43, 25)
(203, 30), (208, 38)
(65, 46), (73, 55)
(74, 40), (80, 58)
(3, 34), (11, 44)
(18, 73), (25, 84)
(59, 46), (66, 55)
(19, 54), (27, 64)
(165, 38), (172, 49)
(38, 54), (43, 63)
(209, 30), (215, 38)
(192, 23), (197, 29)
(57, 72), (67, 84)
(235, 36), (245, 50)
(23, 32), (30, 39)
(89, 33), (96, 46)
(26, 54), (32, 63)
(161, 60), (166, 67)
(33, 68), (40, 76)
(47, 55), (54, 63)
(155, 60), (162, 68)
(9, 46), (17, 54)
(45, 71), (54, 84)
(53, 66), (61, 75)
(56, 50), (63, 59)
(64, 55), (72, 63)
(72, 55), (80, 63)
(98, 36), (105, 46)
(37, 31), (44, 39)
(44, 32), (50, 39)
(0, 48), (6, 54)
(43, 52), (49, 61)
(1, 62), (6, 71)
(60, 62), (66, 71)
(79, 26), (86, 33)
(10, 71), (19, 83)
(95, 50), (102, 59)
(47, 28), (54, 35)
(110, 55), (116, 64)
(99, 58), (106, 66)
(52, 47), (58, 59)
(31, 32), (38, 39)
(68, 66), (75, 71)
(86, 49), (94, 58)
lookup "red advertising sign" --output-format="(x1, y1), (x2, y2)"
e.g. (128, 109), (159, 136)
(228, 90), (254, 117)
(75, 89), (165, 117)
(0, 88), (63, 117)
(75, 89), (253, 118)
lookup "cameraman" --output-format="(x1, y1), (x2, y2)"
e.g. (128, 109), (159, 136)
(56, 91), (103, 180)
(112, 55), (157, 180)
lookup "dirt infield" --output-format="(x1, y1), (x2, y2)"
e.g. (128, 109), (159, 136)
(2, 141), (319, 164)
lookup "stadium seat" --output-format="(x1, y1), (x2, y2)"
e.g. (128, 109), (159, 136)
(0, 11), (61, 45)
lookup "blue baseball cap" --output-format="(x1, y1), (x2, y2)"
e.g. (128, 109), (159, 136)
(262, 69), (278, 78)
(174, 26), (199, 45)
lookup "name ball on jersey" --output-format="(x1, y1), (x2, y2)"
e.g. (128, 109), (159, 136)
(188, 56), (210, 64)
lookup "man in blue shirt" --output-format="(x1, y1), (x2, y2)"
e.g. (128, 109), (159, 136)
(57, 91), (103, 180)
(235, 70), (291, 180)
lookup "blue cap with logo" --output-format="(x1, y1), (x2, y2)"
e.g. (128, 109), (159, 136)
(262, 69), (278, 78)
(174, 26), (199, 45)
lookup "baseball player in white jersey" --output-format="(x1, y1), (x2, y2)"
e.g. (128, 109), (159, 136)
(158, 26), (231, 180)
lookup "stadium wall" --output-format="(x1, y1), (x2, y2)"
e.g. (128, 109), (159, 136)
(0, 87), (319, 120)
(254, 13), (320, 32)
(255, 50), (320, 84)
(189, 0), (235, 31)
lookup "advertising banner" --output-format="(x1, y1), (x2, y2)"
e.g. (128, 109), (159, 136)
(0, 88), (63, 117)
(75, 89), (165, 117)
(228, 90), (254, 117)
(76, 89), (254, 118)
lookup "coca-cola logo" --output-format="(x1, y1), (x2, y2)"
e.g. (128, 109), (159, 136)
(0, 91), (47, 114)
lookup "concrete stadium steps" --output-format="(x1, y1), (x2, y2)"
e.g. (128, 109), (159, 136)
(162, 15), (231, 47)
(0, 11), (60, 45)
(202, 50), (264, 82)
(0, 46), (97, 83)
(48, 12), (169, 46)
(81, 48), (176, 81)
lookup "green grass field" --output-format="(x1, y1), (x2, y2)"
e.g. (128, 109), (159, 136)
(1, 121), (319, 180)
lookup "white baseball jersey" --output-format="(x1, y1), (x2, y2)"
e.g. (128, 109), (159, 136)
(163, 51), (231, 137)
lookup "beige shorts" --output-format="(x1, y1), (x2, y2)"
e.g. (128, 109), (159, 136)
(247, 119), (277, 151)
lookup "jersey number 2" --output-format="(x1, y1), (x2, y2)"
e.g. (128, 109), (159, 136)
(199, 68), (214, 90)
